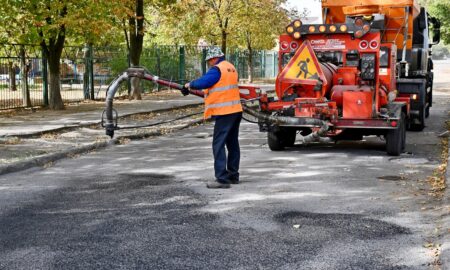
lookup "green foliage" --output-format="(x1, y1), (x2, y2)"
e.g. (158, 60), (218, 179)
(154, 0), (290, 50)
(236, 0), (289, 50)
(0, 0), (122, 45)
(427, 0), (450, 44)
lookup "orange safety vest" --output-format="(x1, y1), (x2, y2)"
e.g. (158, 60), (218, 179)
(204, 61), (243, 119)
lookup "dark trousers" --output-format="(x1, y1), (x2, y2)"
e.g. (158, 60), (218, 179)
(212, 112), (242, 183)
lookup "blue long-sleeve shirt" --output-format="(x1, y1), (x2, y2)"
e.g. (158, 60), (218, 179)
(189, 57), (225, 90)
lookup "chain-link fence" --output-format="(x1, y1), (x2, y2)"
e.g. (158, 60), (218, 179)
(0, 44), (278, 110)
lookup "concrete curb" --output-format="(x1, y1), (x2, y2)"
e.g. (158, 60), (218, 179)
(0, 118), (204, 176)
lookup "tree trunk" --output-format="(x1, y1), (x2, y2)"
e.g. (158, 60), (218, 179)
(221, 29), (227, 56)
(247, 49), (253, 83)
(128, 0), (144, 100)
(47, 54), (64, 110)
(39, 5), (66, 110)
(8, 62), (16, 91)
(19, 46), (31, 107)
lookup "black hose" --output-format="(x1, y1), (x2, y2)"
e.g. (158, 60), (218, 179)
(117, 112), (202, 130)
(242, 105), (326, 127)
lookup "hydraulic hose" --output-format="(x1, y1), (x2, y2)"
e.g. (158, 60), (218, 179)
(242, 105), (330, 143)
(105, 72), (129, 138)
(104, 68), (203, 138)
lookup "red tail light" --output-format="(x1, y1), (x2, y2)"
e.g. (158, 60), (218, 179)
(290, 42), (299, 50)
(359, 40), (369, 49)
(369, 40), (378, 49)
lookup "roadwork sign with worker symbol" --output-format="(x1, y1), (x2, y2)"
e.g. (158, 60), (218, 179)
(278, 40), (324, 84)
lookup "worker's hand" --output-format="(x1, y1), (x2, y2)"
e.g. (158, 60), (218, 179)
(181, 86), (190, 96)
(184, 83), (190, 89)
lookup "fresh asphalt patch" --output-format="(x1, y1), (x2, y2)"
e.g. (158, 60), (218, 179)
(275, 211), (411, 239)
(0, 171), (415, 270)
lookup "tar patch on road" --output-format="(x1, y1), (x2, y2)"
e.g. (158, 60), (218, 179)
(377, 175), (407, 181)
(275, 211), (410, 239)
(88, 173), (174, 192)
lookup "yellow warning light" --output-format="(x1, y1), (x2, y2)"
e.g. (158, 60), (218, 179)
(308, 26), (316, 32)
(287, 26), (294, 34)
(293, 32), (301, 39)
(294, 20), (302, 28)
(340, 25), (348, 32)
(363, 15), (373, 21)
(329, 25), (337, 32)
(363, 24), (371, 32)
(319, 25), (326, 32)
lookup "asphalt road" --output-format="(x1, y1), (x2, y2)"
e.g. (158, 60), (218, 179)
(0, 64), (449, 269)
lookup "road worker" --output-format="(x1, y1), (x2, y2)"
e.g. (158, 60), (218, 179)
(184, 47), (242, 189)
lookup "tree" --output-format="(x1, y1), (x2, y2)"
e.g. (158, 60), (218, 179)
(0, 0), (122, 110)
(0, 2), (34, 107)
(121, 0), (176, 99)
(236, 0), (289, 82)
(158, 0), (242, 53)
(427, 0), (450, 44)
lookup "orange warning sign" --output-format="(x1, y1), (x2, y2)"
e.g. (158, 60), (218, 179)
(278, 40), (324, 84)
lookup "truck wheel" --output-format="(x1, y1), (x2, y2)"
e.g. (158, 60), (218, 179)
(268, 131), (285, 151)
(409, 107), (425, 131)
(386, 113), (405, 156)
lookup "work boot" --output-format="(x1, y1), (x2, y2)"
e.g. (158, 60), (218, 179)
(229, 178), (239, 184)
(206, 180), (230, 189)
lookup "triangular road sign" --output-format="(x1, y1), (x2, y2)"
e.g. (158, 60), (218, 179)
(278, 40), (324, 84)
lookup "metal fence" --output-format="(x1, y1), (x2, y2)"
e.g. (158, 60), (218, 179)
(0, 44), (278, 110)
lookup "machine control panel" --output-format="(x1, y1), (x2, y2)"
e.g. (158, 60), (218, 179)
(360, 53), (376, 80)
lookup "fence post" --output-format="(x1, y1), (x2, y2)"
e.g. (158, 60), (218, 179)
(125, 51), (130, 94)
(42, 47), (49, 106)
(201, 48), (207, 75)
(156, 46), (161, 91)
(83, 44), (90, 99)
(261, 51), (265, 79)
(89, 45), (94, 100)
(179, 46), (185, 83)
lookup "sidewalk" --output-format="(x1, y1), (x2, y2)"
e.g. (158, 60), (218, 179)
(0, 91), (204, 175)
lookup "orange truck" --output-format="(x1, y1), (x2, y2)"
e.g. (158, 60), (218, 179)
(242, 0), (441, 155)
(104, 0), (440, 156)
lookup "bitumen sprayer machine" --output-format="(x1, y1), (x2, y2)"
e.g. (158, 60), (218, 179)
(103, 0), (440, 156)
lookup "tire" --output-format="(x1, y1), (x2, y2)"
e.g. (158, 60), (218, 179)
(268, 131), (285, 151)
(386, 113), (405, 156)
(409, 106), (425, 131)
(267, 128), (296, 151)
